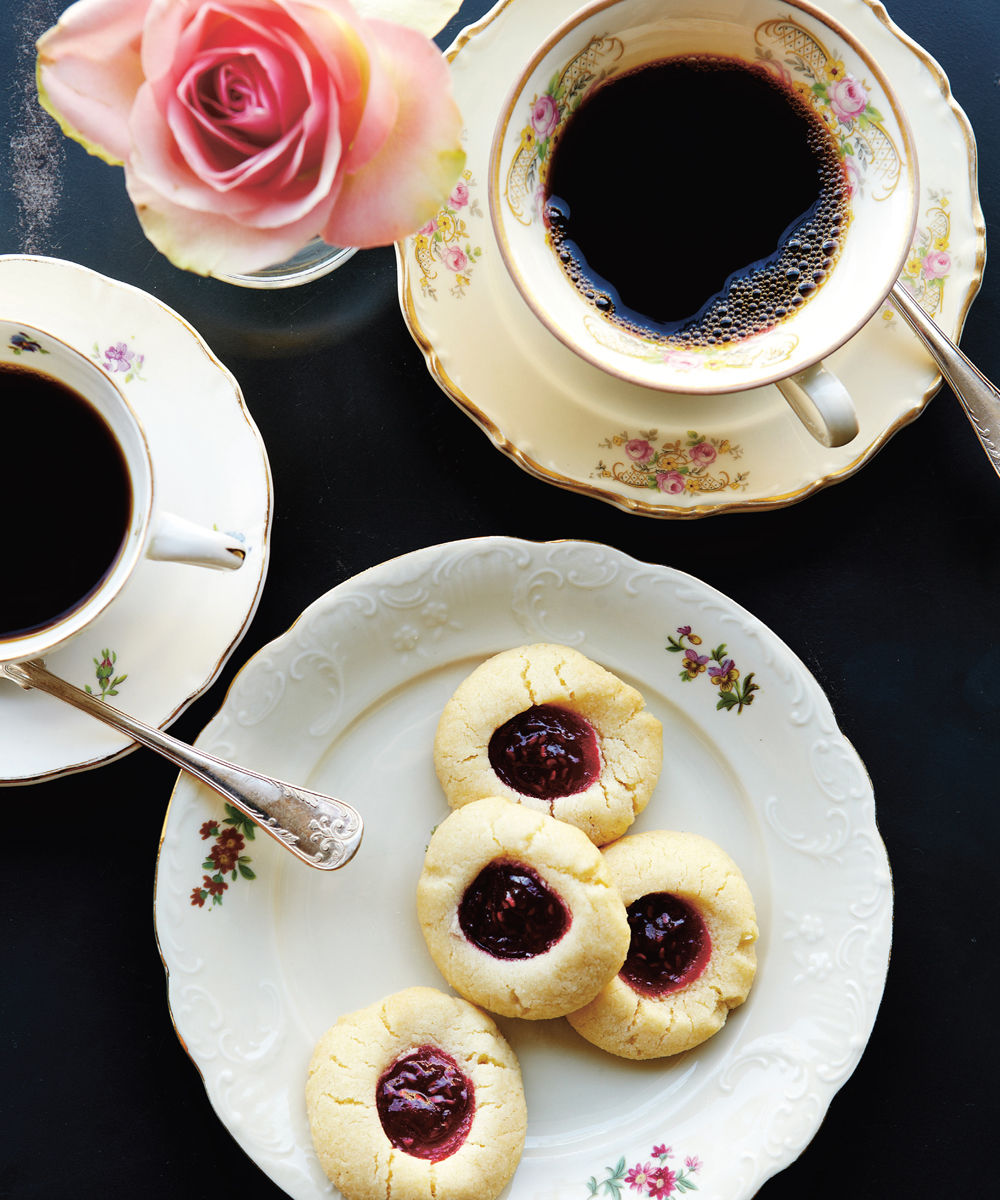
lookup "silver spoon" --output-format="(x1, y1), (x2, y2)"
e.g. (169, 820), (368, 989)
(889, 281), (1000, 476)
(1, 658), (363, 870)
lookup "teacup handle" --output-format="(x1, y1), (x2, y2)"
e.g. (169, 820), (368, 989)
(776, 362), (860, 448)
(147, 511), (246, 571)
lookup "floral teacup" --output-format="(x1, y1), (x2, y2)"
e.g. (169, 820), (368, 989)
(1, 319), (245, 665)
(489, 0), (917, 447)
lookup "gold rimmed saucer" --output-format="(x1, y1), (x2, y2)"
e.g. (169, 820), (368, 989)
(395, 0), (984, 517)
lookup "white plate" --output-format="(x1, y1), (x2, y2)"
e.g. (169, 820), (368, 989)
(0, 255), (271, 783)
(396, 0), (985, 516)
(155, 536), (891, 1200)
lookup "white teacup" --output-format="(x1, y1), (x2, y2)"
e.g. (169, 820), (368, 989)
(489, 0), (917, 447)
(1, 319), (245, 665)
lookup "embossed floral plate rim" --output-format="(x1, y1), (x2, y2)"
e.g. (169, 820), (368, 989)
(0, 254), (271, 783)
(155, 536), (891, 1200)
(395, 0), (985, 517)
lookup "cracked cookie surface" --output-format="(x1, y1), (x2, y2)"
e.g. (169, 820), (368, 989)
(434, 644), (663, 845)
(306, 986), (526, 1200)
(417, 798), (630, 1020)
(566, 830), (758, 1059)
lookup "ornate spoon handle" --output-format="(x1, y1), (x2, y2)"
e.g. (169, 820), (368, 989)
(1, 658), (363, 870)
(890, 281), (1000, 478)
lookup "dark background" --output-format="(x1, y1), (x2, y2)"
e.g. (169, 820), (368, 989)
(1, 0), (997, 1196)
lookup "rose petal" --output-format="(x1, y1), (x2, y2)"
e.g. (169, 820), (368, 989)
(322, 18), (463, 247)
(36, 0), (151, 164)
(350, 0), (462, 38)
(126, 160), (339, 273)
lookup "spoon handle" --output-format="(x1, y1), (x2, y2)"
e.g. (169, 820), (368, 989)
(890, 281), (1000, 478)
(1, 659), (362, 870)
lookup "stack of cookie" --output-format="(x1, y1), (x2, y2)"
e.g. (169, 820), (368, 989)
(307, 644), (758, 1200)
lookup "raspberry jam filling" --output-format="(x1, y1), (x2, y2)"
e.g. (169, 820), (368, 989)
(459, 859), (571, 959)
(488, 704), (601, 799)
(376, 1045), (474, 1161)
(620, 892), (712, 998)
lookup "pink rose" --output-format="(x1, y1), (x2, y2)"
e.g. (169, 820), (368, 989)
(757, 59), (792, 88)
(828, 75), (868, 122)
(625, 438), (655, 463)
(442, 245), (468, 273)
(661, 349), (703, 371)
(449, 180), (469, 208)
(656, 471), (686, 495)
(37, 0), (465, 276)
(688, 441), (717, 466)
(531, 93), (559, 139)
(843, 155), (862, 197)
(923, 249), (951, 279)
(418, 219), (437, 236)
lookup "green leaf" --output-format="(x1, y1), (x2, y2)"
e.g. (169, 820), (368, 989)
(106, 689), (118, 697)
(687, 430), (699, 439)
(843, 140), (855, 155)
(239, 864), (257, 880)
(85, 685), (93, 694)
(811, 81), (827, 96)
(866, 104), (884, 122)
(231, 869), (238, 881)
(202, 860), (215, 871)
(857, 115), (870, 130)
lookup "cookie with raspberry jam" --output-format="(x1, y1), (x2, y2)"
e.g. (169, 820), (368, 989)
(306, 987), (526, 1200)
(567, 830), (758, 1059)
(434, 644), (663, 846)
(417, 798), (630, 1020)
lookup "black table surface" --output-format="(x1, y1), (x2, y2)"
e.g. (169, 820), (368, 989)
(1, 0), (997, 1196)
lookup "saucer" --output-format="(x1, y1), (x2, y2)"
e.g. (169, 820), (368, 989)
(396, 0), (985, 517)
(155, 537), (890, 1200)
(0, 255), (271, 784)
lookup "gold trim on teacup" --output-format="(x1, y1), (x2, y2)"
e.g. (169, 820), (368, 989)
(488, 0), (918, 396)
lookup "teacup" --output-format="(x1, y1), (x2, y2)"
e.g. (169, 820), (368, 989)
(1, 319), (245, 665)
(489, 0), (917, 447)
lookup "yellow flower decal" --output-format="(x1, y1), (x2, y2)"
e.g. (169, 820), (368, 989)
(825, 59), (847, 81)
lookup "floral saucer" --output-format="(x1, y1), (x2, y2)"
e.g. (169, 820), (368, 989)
(0, 255), (271, 783)
(396, 0), (985, 516)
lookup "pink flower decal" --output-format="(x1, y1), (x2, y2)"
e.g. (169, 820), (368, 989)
(828, 74), (869, 122)
(656, 470), (686, 494)
(757, 59), (792, 88)
(531, 93), (559, 139)
(37, 0), (465, 276)
(450, 181), (469, 209)
(418, 219), (437, 236)
(652, 1144), (673, 1160)
(923, 249), (951, 279)
(661, 349), (703, 371)
(688, 441), (717, 466)
(102, 342), (134, 373)
(625, 1163), (654, 1193)
(442, 245), (468, 273)
(625, 438), (655, 463)
(843, 156), (862, 197)
(684, 1156), (702, 1172)
(648, 1167), (677, 1198)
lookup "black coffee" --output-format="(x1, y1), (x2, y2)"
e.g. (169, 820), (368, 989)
(544, 56), (849, 346)
(1, 364), (132, 639)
